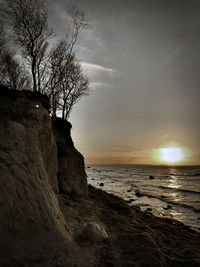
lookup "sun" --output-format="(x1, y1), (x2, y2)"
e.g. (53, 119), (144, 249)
(159, 147), (184, 163)
(151, 143), (192, 165)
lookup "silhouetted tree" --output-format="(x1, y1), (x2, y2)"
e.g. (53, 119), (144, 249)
(1, 0), (90, 119)
(3, 0), (53, 92)
(65, 5), (88, 55)
(0, 22), (31, 90)
(0, 51), (31, 90)
(46, 40), (89, 119)
(0, 21), (6, 80)
(43, 6), (89, 118)
(59, 54), (89, 119)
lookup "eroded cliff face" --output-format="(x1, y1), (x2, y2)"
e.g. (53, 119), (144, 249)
(53, 118), (88, 197)
(0, 85), (85, 265)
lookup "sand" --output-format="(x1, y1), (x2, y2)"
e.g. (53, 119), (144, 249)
(58, 185), (200, 266)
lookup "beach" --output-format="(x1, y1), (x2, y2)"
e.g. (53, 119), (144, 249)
(58, 185), (200, 266)
(86, 165), (200, 232)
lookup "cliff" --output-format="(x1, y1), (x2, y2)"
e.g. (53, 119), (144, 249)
(0, 85), (87, 266)
(0, 85), (200, 267)
(52, 118), (88, 197)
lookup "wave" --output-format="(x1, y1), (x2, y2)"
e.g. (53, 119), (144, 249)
(158, 185), (200, 195)
(167, 173), (200, 178)
(140, 192), (200, 213)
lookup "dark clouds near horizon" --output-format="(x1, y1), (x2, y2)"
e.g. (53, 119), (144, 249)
(46, 0), (200, 165)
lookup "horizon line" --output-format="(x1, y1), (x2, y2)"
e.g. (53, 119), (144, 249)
(86, 163), (200, 167)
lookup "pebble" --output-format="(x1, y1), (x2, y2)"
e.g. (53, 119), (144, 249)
(149, 175), (155, 179)
(127, 199), (135, 203)
(163, 205), (172, 210)
(146, 208), (152, 212)
(135, 189), (142, 197)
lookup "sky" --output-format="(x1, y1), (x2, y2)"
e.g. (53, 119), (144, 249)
(47, 0), (200, 165)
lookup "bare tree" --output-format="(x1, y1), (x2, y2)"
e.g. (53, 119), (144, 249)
(60, 55), (89, 119)
(0, 22), (31, 90)
(44, 40), (67, 117)
(0, 23), (5, 51)
(43, 6), (89, 119)
(46, 40), (89, 119)
(0, 51), (31, 90)
(3, 0), (53, 92)
(0, 21), (6, 79)
(1, 1), (90, 119)
(65, 5), (88, 55)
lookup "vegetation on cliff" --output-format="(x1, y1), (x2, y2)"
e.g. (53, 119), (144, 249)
(0, 0), (90, 119)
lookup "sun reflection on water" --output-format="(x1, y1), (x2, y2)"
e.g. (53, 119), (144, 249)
(170, 192), (179, 201)
(167, 168), (182, 190)
(167, 169), (181, 201)
(168, 176), (181, 189)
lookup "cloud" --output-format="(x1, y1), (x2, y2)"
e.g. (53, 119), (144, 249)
(81, 62), (116, 73)
(81, 62), (118, 83)
(90, 82), (113, 89)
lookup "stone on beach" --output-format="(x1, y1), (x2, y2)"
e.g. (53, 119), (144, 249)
(135, 189), (143, 197)
(149, 175), (155, 179)
(80, 222), (108, 241)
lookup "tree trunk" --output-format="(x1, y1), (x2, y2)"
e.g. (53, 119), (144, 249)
(31, 65), (37, 91)
(31, 55), (37, 91)
(37, 65), (41, 92)
(62, 102), (65, 119)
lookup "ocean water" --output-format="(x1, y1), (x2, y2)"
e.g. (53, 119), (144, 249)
(86, 165), (200, 232)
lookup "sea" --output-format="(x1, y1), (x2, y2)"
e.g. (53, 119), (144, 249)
(86, 165), (200, 232)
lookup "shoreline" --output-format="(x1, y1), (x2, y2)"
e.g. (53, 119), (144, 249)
(58, 185), (200, 266)
(86, 165), (200, 233)
(86, 164), (200, 168)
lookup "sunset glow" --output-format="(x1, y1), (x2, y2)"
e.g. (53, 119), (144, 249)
(151, 143), (192, 165)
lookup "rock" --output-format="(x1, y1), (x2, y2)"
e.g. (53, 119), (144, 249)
(88, 184), (94, 189)
(135, 189), (143, 197)
(149, 175), (155, 179)
(127, 199), (135, 203)
(146, 208), (152, 212)
(53, 118), (88, 197)
(127, 189), (131, 192)
(99, 183), (104, 186)
(163, 205), (172, 210)
(80, 222), (108, 241)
